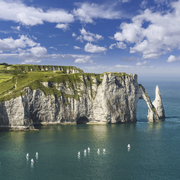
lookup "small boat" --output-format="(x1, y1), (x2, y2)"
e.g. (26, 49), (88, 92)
(127, 144), (131, 148)
(26, 153), (29, 158)
(78, 152), (80, 156)
(35, 152), (38, 156)
(97, 149), (100, 153)
(31, 159), (34, 163)
(88, 147), (90, 151)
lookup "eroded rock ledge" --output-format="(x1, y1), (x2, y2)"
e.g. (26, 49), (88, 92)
(0, 73), (165, 130)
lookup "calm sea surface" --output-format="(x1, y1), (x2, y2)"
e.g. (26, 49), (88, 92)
(0, 79), (180, 180)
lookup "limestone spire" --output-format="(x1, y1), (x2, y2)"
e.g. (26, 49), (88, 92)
(152, 85), (165, 120)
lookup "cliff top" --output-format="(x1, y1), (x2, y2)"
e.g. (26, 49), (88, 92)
(0, 63), (134, 102)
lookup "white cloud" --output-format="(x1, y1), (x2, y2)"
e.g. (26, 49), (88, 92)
(0, 35), (96, 64)
(113, 1), (180, 59)
(29, 46), (47, 57)
(51, 54), (95, 64)
(11, 26), (21, 31)
(167, 55), (180, 62)
(84, 43), (107, 53)
(109, 43), (116, 49)
(109, 42), (126, 49)
(84, 65), (108, 70)
(136, 61), (148, 66)
(74, 46), (81, 50)
(140, 0), (148, 9)
(115, 64), (131, 68)
(0, 35), (49, 62)
(116, 42), (127, 49)
(32, 35), (37, 40)
(0, 0), (74, 26)
(122, 0), (130, 3)
(76, 28), (103, 42)
(75, 57), (93, 64)
(49, 47), (57, 50)
(114, 20), (143, 43)
(0, 53), (18, 60)
(21, 60), (41, 64)
(18, 46), (47, 61)
(55, 23), (68, 30)
(0, 35), (37, 52)
(72, 32), (77, 37)
(154, 0), (170, 6)
(73, 3), (121, 23)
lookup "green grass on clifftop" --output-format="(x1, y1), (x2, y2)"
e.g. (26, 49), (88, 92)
(0, 63), (132, 102)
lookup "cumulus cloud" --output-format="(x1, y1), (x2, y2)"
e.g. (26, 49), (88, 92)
(75, 56), (93, 63)
(0, 35), (49, 62)
(136, 61), (148, 66)
(113, 0), (180, 59)
(76, 28), (103, 42)
(0, 35), (96, 64)
(84, 43), (107, 53)
(11, 26), (21, 31)
(0, 0), (74, 26)
(167, 55), (180, 62)
(74, 46), (81, 50)
(110, 42), (127, 49)
(0, 35), (37, 52)
(140, 0), (148, 9)
(18, 46), (47, 61)
(72, 32), (77, 37)
(55, 23), (68, 30)
(29, 46), (47, 57)
(73, 3), (121, 23)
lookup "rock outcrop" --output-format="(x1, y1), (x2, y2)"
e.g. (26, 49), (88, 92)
(152, 85), (165, 120)
(0, 73), (165, 130)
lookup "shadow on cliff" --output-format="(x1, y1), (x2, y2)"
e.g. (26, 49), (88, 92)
(76, 116), (89, 124)
(0, 102), (10, 130)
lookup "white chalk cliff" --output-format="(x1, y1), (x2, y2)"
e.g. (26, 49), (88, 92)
(0, 73), (165, 130)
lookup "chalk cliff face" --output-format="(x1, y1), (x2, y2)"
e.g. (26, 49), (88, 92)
(0, 73), (165, 130)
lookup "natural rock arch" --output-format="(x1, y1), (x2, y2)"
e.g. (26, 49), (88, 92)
(139, 85), (165, 122)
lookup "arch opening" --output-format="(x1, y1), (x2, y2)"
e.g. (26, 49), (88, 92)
(76, 116), (89, 124)
(136, 99), (148, 122)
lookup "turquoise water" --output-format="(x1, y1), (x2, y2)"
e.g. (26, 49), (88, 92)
(0, 80), (180, 180)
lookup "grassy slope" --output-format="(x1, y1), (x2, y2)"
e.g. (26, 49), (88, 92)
(0, 64), (132, 102)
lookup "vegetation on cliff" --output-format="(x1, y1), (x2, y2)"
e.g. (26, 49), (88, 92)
(0, 63), (132, 102)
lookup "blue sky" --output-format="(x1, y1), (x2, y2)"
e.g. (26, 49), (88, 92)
(1, 0), (180, 77)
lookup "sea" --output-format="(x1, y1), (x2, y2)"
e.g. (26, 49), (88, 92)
(0, 78), (180, 180)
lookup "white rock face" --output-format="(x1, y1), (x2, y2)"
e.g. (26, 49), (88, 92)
(152, 85), (165, 120)
(0, 74), (165, 129)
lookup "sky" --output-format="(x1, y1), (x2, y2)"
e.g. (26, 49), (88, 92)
(1, 0), (180, 78)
